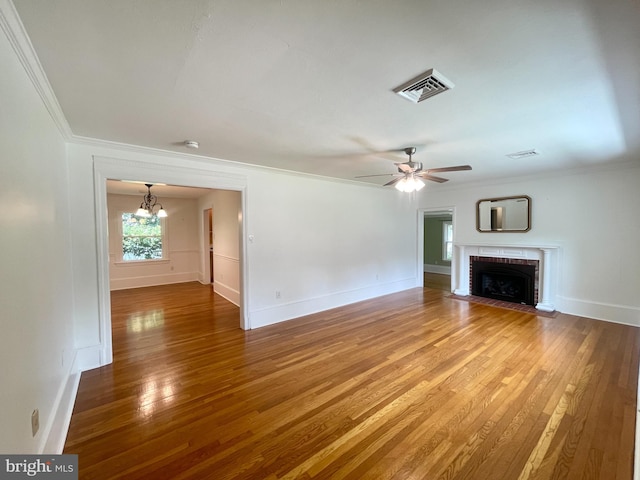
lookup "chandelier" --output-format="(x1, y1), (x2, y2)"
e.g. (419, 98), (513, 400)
(135, 184), (167, 218)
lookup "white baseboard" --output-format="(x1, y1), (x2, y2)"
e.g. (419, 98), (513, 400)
(40, 349), (81, 454)
(424, 264), (451, 275)
(42, 372), (80, 454)
(73, 344), (105, 372)
(214, 281), (240, 306)
(557, 296), (640, 327)
(249, 277), (417, 329)
(110, 272), (199, 290)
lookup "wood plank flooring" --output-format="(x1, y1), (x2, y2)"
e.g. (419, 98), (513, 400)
(64, 282), (640, 479)
(423, 272), (451, 291)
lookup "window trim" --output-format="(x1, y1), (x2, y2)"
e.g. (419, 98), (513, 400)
(442, 220), (453, 261)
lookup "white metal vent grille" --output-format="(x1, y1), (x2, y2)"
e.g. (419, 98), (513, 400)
(394, 69), (454, 103)
(506, 149), (539, 159)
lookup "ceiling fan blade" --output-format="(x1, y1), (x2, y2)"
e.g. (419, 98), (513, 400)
(416, 173), (449, 183)
(425, 165), (472, 173)
(354, 173), (399, 178)
(383, 177), (404, 187)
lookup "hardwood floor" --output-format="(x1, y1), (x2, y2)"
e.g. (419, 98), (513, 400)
(64, 282), (640, 479)
(424, 272), (451, 291)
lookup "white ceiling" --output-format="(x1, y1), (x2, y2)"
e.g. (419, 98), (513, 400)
(13, 0), (640, 187)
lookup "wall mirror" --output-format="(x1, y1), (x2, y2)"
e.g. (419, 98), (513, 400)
(476, 195), (531, 232)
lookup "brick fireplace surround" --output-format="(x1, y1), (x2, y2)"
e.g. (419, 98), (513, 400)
(453, 244), (559, 312)
(470, 256), (539, 305)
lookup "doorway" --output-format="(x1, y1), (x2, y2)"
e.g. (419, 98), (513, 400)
(204, 208), (213, 284)
(93, 157), (249, 367)
(419, 208), (455, 292)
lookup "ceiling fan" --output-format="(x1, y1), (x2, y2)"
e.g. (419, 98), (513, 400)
(356, 147), (472, 192)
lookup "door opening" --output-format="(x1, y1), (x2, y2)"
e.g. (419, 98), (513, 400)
(203, 208), (214, 284)
(419, 208), (455, 292)
(94, 157), (249, 368)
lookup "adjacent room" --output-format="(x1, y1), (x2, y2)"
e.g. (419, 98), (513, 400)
(1, 0), (639, 478)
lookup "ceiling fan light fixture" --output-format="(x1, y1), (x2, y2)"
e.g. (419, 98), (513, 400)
(395, 175), (425, 193)
(357, 146), (470, 188)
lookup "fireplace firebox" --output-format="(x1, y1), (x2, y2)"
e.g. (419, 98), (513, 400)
(470, 257), (537, 306)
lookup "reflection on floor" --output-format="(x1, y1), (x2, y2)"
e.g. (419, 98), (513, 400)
(423, 272), (451, 291)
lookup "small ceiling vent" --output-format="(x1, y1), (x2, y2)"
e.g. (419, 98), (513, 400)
(394, 68), (454, 103)
(506, 149), (539, 159)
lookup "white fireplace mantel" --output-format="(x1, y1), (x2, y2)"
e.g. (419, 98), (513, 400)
(453, 243), (560, 312)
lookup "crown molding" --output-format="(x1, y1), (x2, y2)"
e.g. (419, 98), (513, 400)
(0, 0), (73, 139)
(69, 134), (397, 192)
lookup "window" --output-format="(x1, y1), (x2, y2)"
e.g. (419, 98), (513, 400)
(121, 213), (164, 261)
(442, 221), (453, 261)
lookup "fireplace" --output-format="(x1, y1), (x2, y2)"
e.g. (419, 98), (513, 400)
(453, 245), (557, 312)
(470, 256), (538, 306)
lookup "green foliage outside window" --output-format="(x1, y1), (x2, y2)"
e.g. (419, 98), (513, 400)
(122, 213), (163, 260)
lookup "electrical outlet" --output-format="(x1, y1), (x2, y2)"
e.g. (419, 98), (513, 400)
(275, 291), (281, 299)
(31, 409), (39, 437)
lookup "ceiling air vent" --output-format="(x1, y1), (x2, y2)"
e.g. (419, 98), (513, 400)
(394, 68), (454, 103)
(506, 149), (539, 159)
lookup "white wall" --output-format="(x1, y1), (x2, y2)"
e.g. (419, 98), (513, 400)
(418, 163), (640, 325)
(107, 194), (200, 290)
(197, 190), (242, 305)
(0, 18), (76, 453)
(244, 169), (418, 327)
